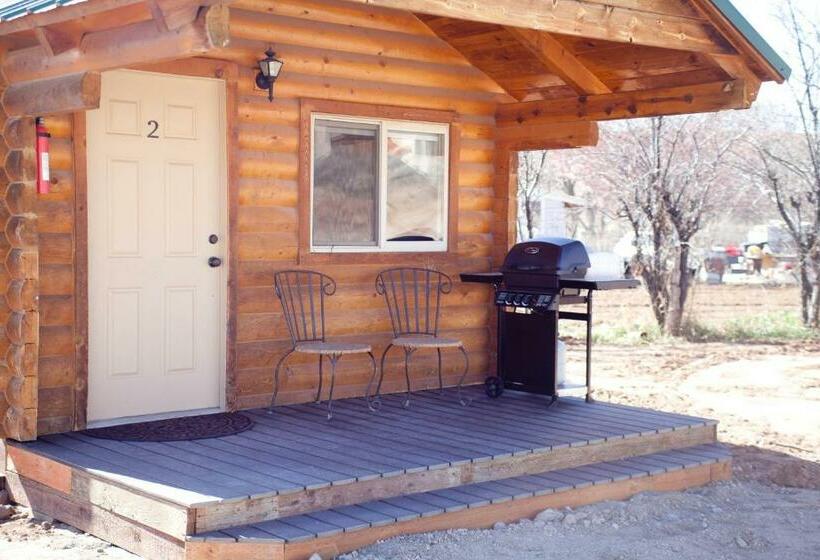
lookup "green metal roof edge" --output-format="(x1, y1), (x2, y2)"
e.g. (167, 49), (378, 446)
(709, 0), (791, 81)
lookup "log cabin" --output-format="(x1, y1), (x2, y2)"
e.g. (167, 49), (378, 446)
(0, 0), (789, 558)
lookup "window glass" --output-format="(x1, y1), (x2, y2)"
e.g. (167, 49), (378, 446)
(310, 116), (448, 252)
(385, 130), (446, 242)
(312, 119), (379, 246)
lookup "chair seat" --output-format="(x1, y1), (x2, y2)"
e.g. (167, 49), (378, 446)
(392, 335), (463, 349)
(295, 341), (372, 355)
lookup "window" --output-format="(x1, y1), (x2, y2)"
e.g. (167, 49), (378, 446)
(310, 114), (449, 253)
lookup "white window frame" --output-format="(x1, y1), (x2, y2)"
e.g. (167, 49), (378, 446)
(309, 113), (449, 253)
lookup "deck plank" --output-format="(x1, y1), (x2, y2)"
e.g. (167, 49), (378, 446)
(265, 402), (482, 464)
(357, 500), (421, 522)
(409, 392), (602, 447)
(306, 509), (371, 532)
(327, 395), (528, 458)
(61, 434), (260, 496)
(330, 504), (395, 528)
(40, 435), (243, 501)
(184, 437), (324, 491)
(247, 411), (431, 474)
(422, 391), (676, 443)
(275, 397), (510, 463)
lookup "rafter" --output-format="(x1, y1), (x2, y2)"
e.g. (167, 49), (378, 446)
(709, 54), (762, 102)
(688, 0), (786, 83)
(149, 0), (171, 32)
(32, 25), (82, 56)
(504, 27), (611, 96)
(413, 15), (522, 101)
(343, 0), (733, 54)
(496, 80), (756, 128)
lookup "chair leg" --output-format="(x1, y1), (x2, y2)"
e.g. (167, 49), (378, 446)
(365, 351), (381, 411)
(436, 348), (444, 394)
(326, 354), (340, 420)
(403, 348), (415, 408)
(373, 344), (393, 403)
(269, 348), (295, 413)
(456, 345), (471, 407)
(315, 355), (324, 404)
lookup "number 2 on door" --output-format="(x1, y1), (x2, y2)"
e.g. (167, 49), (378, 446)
(147, 120), (159, 138)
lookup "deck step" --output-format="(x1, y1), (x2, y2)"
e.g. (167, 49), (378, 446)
(189, 443), (730, 551)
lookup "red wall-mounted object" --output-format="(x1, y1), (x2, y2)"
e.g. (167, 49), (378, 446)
(36, 117), (51, 194)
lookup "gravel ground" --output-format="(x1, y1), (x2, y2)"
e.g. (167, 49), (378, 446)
(347, 481), (820, 560)
(0, 508), (135, 560)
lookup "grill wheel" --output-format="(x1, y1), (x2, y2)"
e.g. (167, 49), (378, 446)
(484, 376), (504, 398)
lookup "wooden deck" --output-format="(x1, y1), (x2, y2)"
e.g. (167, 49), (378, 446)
(4, 387), (730, 560)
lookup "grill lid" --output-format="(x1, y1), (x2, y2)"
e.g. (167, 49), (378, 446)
(502, 237), (590, 279)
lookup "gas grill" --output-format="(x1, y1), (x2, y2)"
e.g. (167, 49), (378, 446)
(461, 237), (639, 405)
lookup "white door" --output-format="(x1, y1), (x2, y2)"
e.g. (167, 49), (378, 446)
(87, 70), (227, 425)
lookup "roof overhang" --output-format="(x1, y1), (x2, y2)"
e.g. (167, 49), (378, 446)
(0, 0), (792, 125)
(692, 0), (791, 83)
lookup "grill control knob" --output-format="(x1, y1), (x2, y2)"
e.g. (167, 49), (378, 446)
(505, 294), (516, 305)
(522, 295), (533, 306)
(512, 294), (522, 306)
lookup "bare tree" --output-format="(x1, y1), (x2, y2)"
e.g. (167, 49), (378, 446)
(597, 116), (737, 335)
(737, 0), (820, 327)
(517, 151), (549, 240)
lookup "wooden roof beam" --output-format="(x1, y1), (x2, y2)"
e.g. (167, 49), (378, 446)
(412, 15), (521, 101)
(149, 0), (172, 32)
(2, 72), (101, 117)
(350, 0), (733, 54)
(496, 120), (599, 151)
(504, 27), (611, 96)
(151, 0), (205, 31)
(2, 5), (230, 83)
(709, 54), (762, 103)
(496, 80), (755, 128)
(688, 0), (786, 83)
(32, 25), (83, 56)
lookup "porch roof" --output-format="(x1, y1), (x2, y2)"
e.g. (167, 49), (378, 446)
(0, 0), (791, 90)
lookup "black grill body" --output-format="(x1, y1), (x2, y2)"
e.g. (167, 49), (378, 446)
(495, 238), (590, 396)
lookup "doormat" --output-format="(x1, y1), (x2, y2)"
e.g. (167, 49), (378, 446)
(82, 412), (254, 442)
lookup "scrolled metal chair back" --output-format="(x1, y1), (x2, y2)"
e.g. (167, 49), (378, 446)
(274, 270), (336, 345)
(375, 267), (452, 337)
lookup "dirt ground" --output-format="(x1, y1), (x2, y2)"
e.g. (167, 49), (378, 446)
(1, 285), (818, 559)
(583, 283), (803, 328)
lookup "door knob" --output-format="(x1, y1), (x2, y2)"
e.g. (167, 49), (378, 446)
(208, 257), (222, 268)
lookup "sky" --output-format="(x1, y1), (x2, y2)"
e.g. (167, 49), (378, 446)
(733, 0), (820, 105)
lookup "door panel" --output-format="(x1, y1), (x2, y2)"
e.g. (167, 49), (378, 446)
(87, 70), (227, 424)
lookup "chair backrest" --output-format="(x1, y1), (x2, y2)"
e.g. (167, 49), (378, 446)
(375, 267), (452, 337)
(274, 270), (336, 345)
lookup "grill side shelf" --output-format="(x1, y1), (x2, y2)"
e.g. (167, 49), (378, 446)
(459, 272), (640, 292)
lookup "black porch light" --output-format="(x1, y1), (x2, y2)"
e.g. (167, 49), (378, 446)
(255, 48), (284, 102)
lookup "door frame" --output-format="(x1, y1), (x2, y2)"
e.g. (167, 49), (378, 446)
(73, 58), (240, 430)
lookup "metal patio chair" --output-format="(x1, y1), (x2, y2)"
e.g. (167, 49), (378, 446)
(270, 270), (376, 420)
(367, 267), (470, 409)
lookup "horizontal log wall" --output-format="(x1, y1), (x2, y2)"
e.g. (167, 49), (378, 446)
(24, 0), (506, 433)
(223, 0), (502, 408)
